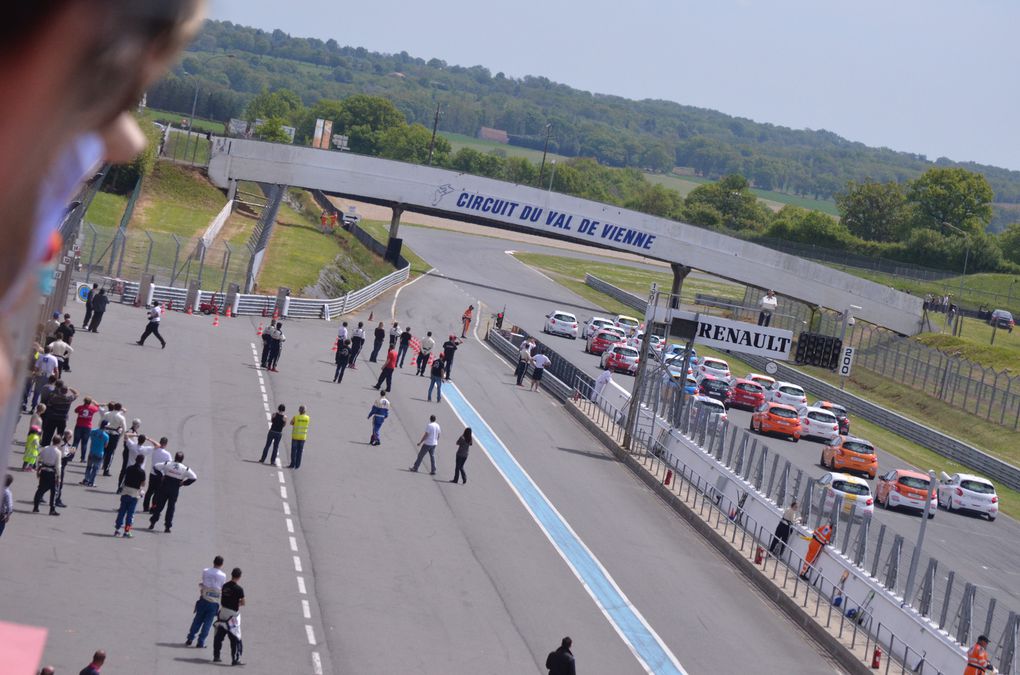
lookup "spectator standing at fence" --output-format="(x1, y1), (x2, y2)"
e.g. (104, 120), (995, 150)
(287, 406), (310, 469)
(349, 322), (365, 369)
(769, 500), (799, 556)
(389, 321), (401, 348)
(89, 289), (109, 333)
(145, 438), (172, 512)
(530, 349), (551, 392)
(515, 339), (534, 386)
(370, 322), (386, 362)
(137, 300), (167, 348)
(397, 326), (413, 368)
(45, 311), (62, 345)
(410, 415), (441, 475)
(82, 283), (99, 329)
(450, 427), (472, 484)
(593, 368), (612, 400)
(259, 405), (287, 464)
(367, 395), (390, 445)
(461, 305), (474, 338)
(758, 290), (778, 327)
(416, 331), (435, 376)
(428, 356), (445, 402)
(267, 322), (285, 372)
(333, 340), (351, 383)
(442, 336), (460, 381)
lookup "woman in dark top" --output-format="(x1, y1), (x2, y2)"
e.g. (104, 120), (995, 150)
(259, 405), (287, 464)
(451, 427), (472, 484)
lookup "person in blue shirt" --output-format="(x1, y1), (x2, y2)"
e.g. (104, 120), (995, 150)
(83, 420), (109, 486)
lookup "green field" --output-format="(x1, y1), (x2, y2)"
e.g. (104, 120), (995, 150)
(138, 106), (225, 134)
(441, 132), (567, 163)
(130, 162), (226, 237)
(845, 268), (1020, 312)
(162, 129), (212, 166)
(84, 191), (128, 229)
(915, 316), (1020, 373)
(513, 253), (1020, 517)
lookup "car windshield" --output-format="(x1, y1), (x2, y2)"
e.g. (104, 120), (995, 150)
(961, 480), (996, 494)
(826, 404), (847, 416)
(618, 317), (639, 327)
(696, 400), (724, 412)
(898, 476), (931, 490)
(843, 441), (874, 455)
(769, 406), (797, 419)
(994, 311), (1013, 321)
(596, 331), (619, 340)
(616, 348), (638, 358)
(807, 411), (836, 423)
(833, 480), (870, 496)
(779, 386), (804, 396)
(554, 313), (575, 322)
(737, 382), (763, 393)
(704, 361), (727, 370)
(702, 380), (729, 392)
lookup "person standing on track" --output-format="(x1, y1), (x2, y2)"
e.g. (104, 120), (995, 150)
(55, 430), (74, 508)
(388, 321), (401, 348)
(266, 322), (285, 372)
(336, 321), (349, 348)
(259, 405), (287, 464)
(442, 335), (459, 381)
(416, 331), (435, 376)
(101, 402), (127, 477)
(287, 405), (310, 469)
(530, 349), (551, 392)
(451, 427), (472, 484)
(73, 397), (100, 461)
(213, 567), (246, 665)
(546, 637), (576, 675)
(82, 283), (99, 330)
(374, 345), (398, 392)
(88, 289), (109, 333)
(114, 454), (146, 537)
(349, 321), (365, 369)
(367, 395), (390, 446)
(119, 425), (151, 492)
(82, 421), (109, 487)
(369, 321), (386, 362)
(186, 556), (227, 649)
(137, 300), (167, 348)
(515, 338), (534, 386)
(770, 500), (799, 556)
(145, 438), (172, 512)
(32, 435), (62, 516)
(78, 650), (106, 675)
(397, 325), (413, 368)
(333, 340), (351, 383)
(40, 381), (77, 447)
(148, 451), (197, 533)
(428, 355), (445, 402)
(410, 415), (441, 475)
(461, 305), (473, 338)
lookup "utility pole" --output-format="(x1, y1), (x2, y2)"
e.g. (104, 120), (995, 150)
(427, 103), (441, 166)
(538, 123), (552, 187)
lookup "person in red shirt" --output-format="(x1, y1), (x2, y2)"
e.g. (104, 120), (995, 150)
(73, 397), (100, 462)
(374, 347), (398, 393)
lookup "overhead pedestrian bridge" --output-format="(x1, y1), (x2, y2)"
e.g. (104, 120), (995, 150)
(207, 138), (923, 335)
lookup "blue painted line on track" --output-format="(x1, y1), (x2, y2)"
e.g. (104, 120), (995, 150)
(443, 383), (686, 675)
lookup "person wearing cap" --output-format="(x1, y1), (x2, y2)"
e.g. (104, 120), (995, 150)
(442, 335), (460, 381)
(45, 311), (62, 345)
(137, 300), (167, 348)
(965, 635), (991, 675)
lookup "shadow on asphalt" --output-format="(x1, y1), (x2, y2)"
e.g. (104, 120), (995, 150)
(556, 446), (617, 462)
(428, 272), (606, 313)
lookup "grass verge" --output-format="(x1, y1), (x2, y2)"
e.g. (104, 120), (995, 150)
(84, 191), (128, 228)
(915, 317), (1020, 373)
(130, 162), (226, 237)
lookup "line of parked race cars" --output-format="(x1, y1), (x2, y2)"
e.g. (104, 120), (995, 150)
(543, 309), (1000, 524)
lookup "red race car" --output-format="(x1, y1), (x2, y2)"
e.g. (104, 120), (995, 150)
(586, 327), (625, 355)
(728, 378), (766, 410)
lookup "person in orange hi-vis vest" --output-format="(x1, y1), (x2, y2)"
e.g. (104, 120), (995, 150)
(461, 305), (474, 339)
(799, 521), (832, 579)
(965, 635), (992, 675)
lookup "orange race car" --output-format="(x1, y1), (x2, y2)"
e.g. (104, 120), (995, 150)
(749, 402), (801, 441)
(820, 435), (878, 480)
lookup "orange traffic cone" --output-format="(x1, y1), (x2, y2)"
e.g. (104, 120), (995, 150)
(331, 339), (338, 353)
(186, 305), (193, 316)
(663, 469), (673, 487)
(212, 309), (220, 327)
(226, 306), (232, 318)
(256, 322), (263, 337)
(368, 311), (373, 322)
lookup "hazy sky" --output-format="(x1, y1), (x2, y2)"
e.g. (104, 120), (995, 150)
(209, 0), (1020, 170)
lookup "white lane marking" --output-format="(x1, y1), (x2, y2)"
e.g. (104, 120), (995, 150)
(312, 652), (322, 675)
(260, 384), (266, 394)
(286, 518), (294, 533)
(294, 555), (303, 572)
(390, 267), (435, 318)
(266, 412), (272, 421)
(305, 625), (317, 645)
(278, 471), (286, 484)
(282, 501), (291, 515)
(302, 599), (312, 619)
(289, 536), (298, 552)
(505, 249), (562, 287)
(262, 393), (268, 402)
(280, 486), (288, 499)
(297, 576), (307, 594)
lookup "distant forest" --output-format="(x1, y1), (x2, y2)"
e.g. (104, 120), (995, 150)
(148, 20), (1020, 218)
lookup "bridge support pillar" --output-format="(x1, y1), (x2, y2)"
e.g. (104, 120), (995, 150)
(669, 263), (691, 308)
(226, 179), (238, 202)
(389, 206), (403, 239)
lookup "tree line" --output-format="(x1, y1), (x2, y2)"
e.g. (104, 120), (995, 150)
(145, 20), (1020, 218)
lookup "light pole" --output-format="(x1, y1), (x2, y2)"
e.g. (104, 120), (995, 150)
(941, 221), (971, 298)
(902, 469), (938, 607)
(427, 103), (441, 166)
(182, 53), (234, 162)
(548, 159), (557, 191)
(537, 123), (552, 187)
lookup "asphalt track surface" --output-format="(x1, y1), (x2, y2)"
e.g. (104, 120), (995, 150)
(0, 272), (846, 673)
(397, 224), (1020, 620)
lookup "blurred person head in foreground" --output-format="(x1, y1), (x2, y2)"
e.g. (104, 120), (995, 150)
(0, 0), (206, 407)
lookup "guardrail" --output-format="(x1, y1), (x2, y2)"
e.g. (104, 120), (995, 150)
(585, 274), (1020, 493)
(584, 273), (646, 312)
(486, 328), (577, 401)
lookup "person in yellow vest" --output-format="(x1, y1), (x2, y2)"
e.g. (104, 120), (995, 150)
(965, 635), (991, 675)
(288, 406), (310, 469)
(800, 521), (833, 579)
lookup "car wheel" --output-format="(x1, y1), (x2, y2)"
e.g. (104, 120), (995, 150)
(988, 515), (996, 521)
(748, 419), (755, 432)
(947, 500), (956, 513)
(927, 511), (935, 519)
(819, 451), (826, 468)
